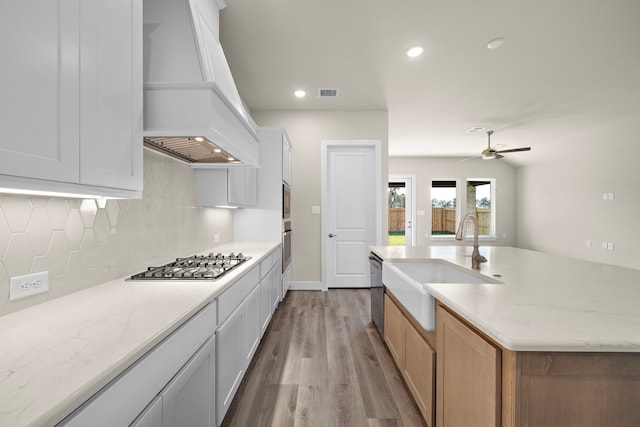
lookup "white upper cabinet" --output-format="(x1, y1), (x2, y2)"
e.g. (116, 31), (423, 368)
(0, 1), (80, 184)
(234, 127), (293, 242)
(282, 133), (292, 185)
(0, 0), (143, 198)
(196, 168), (256, 208)
(79, 0), (143, 193)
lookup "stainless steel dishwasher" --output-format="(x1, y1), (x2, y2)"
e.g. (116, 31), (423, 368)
(369, 252), (384, 338)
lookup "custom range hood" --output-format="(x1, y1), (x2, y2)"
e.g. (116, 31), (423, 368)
(143, 0), (259, 166)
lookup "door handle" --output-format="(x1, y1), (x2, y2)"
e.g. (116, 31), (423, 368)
(329, 233), (338, 238)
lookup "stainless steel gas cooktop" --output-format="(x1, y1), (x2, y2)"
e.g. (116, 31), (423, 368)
(129, 252), (251, 280)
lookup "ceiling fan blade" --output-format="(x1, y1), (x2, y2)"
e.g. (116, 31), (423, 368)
(496, 147), (531, 154)
(460, 155), (480, 162)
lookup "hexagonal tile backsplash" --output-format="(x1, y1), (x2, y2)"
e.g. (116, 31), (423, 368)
(0, 150), (234, 315)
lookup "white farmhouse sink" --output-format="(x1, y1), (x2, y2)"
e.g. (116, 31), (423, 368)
(382, 260), (501, 331)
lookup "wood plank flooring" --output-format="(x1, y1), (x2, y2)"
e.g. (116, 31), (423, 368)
(221, 289), (427, 427)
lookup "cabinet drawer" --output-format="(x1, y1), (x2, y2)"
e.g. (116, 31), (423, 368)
(217, 267), (260, 324)
(259, 251), (275, 279)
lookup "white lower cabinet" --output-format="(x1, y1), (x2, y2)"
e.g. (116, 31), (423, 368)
(242, 284), (262, 368)
(59, 250), (280, 427)
(216, 282), (261, 426)
(259, 250), (282, 334)
(271, 261), (282, 312)
(130, 396), (162, 427)
(131, 336), (216, 427)
(59, 303), (217, 427)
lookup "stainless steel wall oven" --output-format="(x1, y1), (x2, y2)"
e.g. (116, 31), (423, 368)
(282, 183), (291, 219)
(282, 219), (292, 273)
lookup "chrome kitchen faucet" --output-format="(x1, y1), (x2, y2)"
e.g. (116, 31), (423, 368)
(455, 214), (488, 269)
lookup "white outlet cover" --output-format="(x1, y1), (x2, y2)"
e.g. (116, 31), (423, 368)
(9, 271), (49, 301)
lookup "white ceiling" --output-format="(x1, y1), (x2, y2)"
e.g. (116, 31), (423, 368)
(219, 0), (640, 166)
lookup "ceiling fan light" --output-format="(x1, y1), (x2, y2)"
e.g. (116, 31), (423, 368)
(482, 151), (496, 160)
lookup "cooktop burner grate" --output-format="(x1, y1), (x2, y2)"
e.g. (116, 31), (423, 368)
(129, 252), (251, 280)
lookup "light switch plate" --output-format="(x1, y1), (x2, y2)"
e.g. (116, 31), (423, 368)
(311, 206), (321, 215)
(10, 271), (49, 300)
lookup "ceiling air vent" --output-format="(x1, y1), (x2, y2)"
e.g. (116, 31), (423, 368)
(317, 88), (339, 98)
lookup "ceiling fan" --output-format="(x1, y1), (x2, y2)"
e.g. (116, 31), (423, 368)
(479, 130), (531, 160)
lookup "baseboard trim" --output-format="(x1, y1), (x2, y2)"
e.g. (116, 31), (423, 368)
(289, 281), (323, 291)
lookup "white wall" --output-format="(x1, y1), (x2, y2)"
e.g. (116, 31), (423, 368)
(0, 150), (234, 316)
(389, 157), (518, 247)
(251, 110), (389, 283)
(516, 112), (640, 269)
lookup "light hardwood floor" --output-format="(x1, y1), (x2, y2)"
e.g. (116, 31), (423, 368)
(221, 289), (427, 427)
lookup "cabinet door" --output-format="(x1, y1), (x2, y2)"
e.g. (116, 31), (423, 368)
(243, 284), (261, 367)
(269, 264), (280, 312)
(227, 168), (246, 206)
(282, 135), (292, 185)
(216, 306), (244, 425)
(384, 294), (405, 368)
(227, 168), (256, 207)
(0, 0), (80, 183)
(79, 0), (143, 191)
(162, 336), (215, 427)
(404, 319), (435, 427)
(130, 396), (163, 427)
(244, 167), (257, 207)
(436, 305), (500, 427)
(260, 270), (273, 334)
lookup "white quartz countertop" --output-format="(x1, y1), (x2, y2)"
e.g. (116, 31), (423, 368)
(0, 241), (279, 427)
(370, 245), (640, 352)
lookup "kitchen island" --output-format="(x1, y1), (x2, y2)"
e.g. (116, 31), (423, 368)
(370, 245), (640, 427)
(0, 242), (279, 427)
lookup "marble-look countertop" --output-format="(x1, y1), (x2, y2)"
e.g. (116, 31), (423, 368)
(370, 245), (640, 352)
(0, 241), (279, 427)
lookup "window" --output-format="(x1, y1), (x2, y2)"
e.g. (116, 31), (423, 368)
(431, 180), (458, 237)
(465, 179), (495, 238)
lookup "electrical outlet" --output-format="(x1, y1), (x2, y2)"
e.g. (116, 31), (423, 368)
(214, 234), (220, 243)
(10, 271), (49, 301)
(586, 240), (592, 248)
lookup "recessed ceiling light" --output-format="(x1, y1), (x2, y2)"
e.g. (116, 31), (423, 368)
(294, 90), (306, 98)
(228, 157), (235, 161)
(194, 136), (204, 142)
(213, 148), (222, 153)
(487, 37), (505, 49)
(406, 46), (424, 58)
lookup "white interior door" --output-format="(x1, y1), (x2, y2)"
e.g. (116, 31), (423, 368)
(322, 141), (381, 289)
